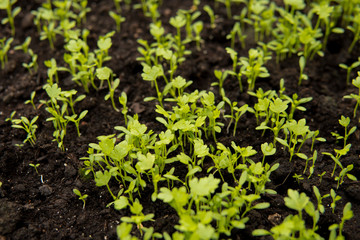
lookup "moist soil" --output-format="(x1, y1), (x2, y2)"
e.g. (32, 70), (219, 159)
(0, 1), (360, 240)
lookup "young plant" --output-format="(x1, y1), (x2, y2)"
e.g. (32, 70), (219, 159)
(25, 91), (37, 110)
(0, 0), (21, 36)
(335, 164), (357, 189)
(339, 59), (360, 85)
(192, 21), (203, 50)
(73, 188), (88, 209)
(253, 188), (324, 239)
(203, 5), (216, 29)
(260, 142), (276, 165)
(109, 11), (126, 32)
(119, 92), (128, 125)
(22, 49), (38, 75)
(121, 199), (155, 236)
(343, 73), (360, 121)
(8, 114), (39, 146)
(276, 118), (311, 161)
(0, 37), (13, 69)
(332, 115), (357, 147)
(239, 48), (270, 91)
(29, 163), (40, 175)
(14, 36), (31, 54)
(96, 67), (120, 112)
(224, 102), (249, 136)
(226, 22), (246, 49)
(347, 14), (360, 53)
(330, 189), (341, 214)
(322, 144), (351, 177)
(329, 203), (354, 240)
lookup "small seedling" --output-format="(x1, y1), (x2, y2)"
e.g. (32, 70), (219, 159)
(14, 36), (31, 54)
(0, 0), (21, 36)
(203, 5), (216, 29)
(29, 163), (40, 175)
(109, 11), (125, 32)
(25, 91), (36, 110)
(0, 37), (13, 69)
(9, 115), (39, 146)
(329, 203), (353, 240)
(73, 188), (88, 209)
(343, 72), (360, 121)
(318, 171), (326, 184)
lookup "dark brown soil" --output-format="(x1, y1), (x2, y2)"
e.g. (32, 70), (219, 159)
(1, 1), (360, 240)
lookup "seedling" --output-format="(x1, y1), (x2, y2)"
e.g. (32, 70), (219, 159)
(318, 171), (326, 184)
(330, 189), (341, 214)
(9, 115), (39, 146)
(335, 164), (357, 189)
(96, 67), (120, 112)
(109, 11), (126, 32)
(0, 0), (21, 36)
(14, 36), (31, 54)
(239, 48), (270, 91)
(121, 199), (154, 236)
(343, 72), (360, 120)
(260, 142), (276, 165)
(347, 14), (360, 53)
(226, 22), (246, 49)
(0, 37), (13, 69)
(73, 188), (88, 209)
(313, 186), (329, 214)
(119, 92), (128, 125)
(203, 5), (216, 29)
(25, 91), (37, 110)
(322, 144), (351, 177)
(331, 115), (357, 147)
(293, 173), (304, 185)
(329, 203), (353, 240)
(192, 21), (203, 50)
(29, 163), (40, 175)
(22, 49), (38, 75)
(339, 59), (360, 85)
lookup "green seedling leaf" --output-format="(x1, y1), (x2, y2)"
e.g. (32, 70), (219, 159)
(114, 196), (129, 210)
(284, 189), (309, 213)
(189, 174), (220, 197)
(96, 67), (112, 80)
(95, 170), (111, 187)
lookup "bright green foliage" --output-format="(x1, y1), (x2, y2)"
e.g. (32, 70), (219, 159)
(121, 199), (155, 236)
(253, 188), (331, 239)
(344, 72), (360, 121)
(109, 11), (125, 32)
(322, 144), (351, 177)
(14, 36), (31, 54)
(276, 118), (312, 161)
(7, 113), (38, 146)
(239, 48), (270, 91)
(339, 58), (360, 85)
(41, 83), (87, 150)
(22, 49), (38, 75)
(335, 164), (357, 189)
(330, 189), (341, 214)
(29, 163), (40, 175)
(25, 91), (37, 110)
(0, 37), (13, 69)
(96, 66), (120, 111)
(260, 142), (276, 165)
(329, 203), (354, 240)
(0, 0), (21, 36)
(226, 22), (246, 49)
(203, 5), (216, 29)
(73, 188), (88, 209)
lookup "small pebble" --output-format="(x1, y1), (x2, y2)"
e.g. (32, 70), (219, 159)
(39, 184), (53, 196)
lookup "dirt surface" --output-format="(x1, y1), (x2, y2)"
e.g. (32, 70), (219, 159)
(1, 1), (360, 240)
